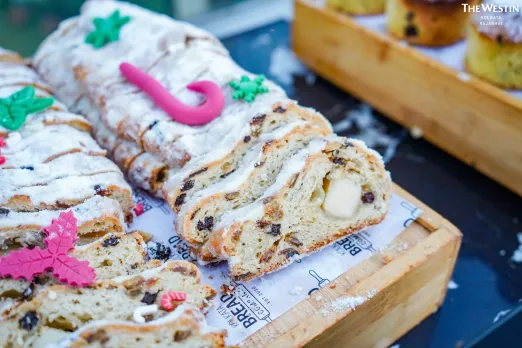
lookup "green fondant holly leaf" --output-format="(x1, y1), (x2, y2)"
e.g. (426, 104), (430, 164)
(85, 10), (131, 49)
(229, 75), (269, 103)
(0, 86), (54, 131)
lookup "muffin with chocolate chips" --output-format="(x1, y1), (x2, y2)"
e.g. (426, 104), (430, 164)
(387, 0), (480, 46)
(466, 2), (522, 89)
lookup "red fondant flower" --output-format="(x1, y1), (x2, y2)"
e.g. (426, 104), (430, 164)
(0, 211), (96, 287)
(133, 202), (144, 216)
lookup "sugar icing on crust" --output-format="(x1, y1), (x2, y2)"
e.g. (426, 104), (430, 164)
(0, 172), (130, 211)
(473, 1), (522, 43)
(2, 126), (106, 168)
(0, 153), (120, 187)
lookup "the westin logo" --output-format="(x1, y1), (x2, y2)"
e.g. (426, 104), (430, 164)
(462, 3), (520, 13)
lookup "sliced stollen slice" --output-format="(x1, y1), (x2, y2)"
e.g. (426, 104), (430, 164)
(176, 121), (329, 256)
(164, 101), (332, 212)
(52, 305), (227, 348)
(0, 231), (160, 302)
(204, 137), (392, 282)
(0, 196), (125, 247)
(0, 261), (216, 346)
(1, 125), (106, 169)
(0, 171), (133, 213)
(0, 152), (121, 188)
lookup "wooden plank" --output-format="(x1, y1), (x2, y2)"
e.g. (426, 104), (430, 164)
(244, 183), (461, 347)
(293, 0), (522, 197)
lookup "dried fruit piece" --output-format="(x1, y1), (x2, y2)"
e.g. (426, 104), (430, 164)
(361, 192), (375, 204)
(141, 291), (158, 305)
(268, 224), (281, 236)
(102, 236), (121, 247)
(147, 242), (171, 260)
(19, 311), (38, 331)
(181, 180), (195, 192)
(197, 216), (214, 231)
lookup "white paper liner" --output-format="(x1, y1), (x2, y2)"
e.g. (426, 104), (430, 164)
(353, 14), (522, 100)
(130, 191), (421, 344)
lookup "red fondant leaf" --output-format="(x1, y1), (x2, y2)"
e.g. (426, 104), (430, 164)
(0, 210), (95, 286)
(43, 211), (78, 254)
(51, 254), (96, 287)
(0, 248), (53, 281)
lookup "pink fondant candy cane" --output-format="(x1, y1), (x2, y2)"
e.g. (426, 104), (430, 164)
(119, 62), (224, 126)
(161, 291), (187, 311)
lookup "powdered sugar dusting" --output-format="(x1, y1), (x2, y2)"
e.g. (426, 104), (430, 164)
(448, 279), (459, 290)
(333, 105), (404, 163)
(321, 289), (377, 316)
(511, 232), (522, 263)
(269, 45), (316, 86)
(493, 309), (511, 323)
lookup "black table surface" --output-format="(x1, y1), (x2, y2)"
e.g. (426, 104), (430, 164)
(220, 20), (522, 347)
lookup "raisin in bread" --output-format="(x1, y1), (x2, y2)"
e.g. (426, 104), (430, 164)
(0, 196), (125, 248)
(202, 137), (391, 281)
(176, 121), (328, 255)
(32, 0), (331, 204)
(52, 305), (227, 348)
(0, 231), (158, 305)
(0, 261), (216, 346)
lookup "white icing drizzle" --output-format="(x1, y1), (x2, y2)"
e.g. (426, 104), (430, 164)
(0, 152), (120, 187)
(2, 125), (106, 168)
(133, 304), (158, 324)
(179, 121), (308, 215)
(215, 138), (327, 253)
(0, 172), (129, 209)
(111, 260), (176, 283)
(0, 196), (124, 234)
(162, 97), (293, 203)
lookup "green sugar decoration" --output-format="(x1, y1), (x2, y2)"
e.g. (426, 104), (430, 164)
(85, 10), (131, 49)
(229, 75), (269, 103)
(0, 86), (54, 131)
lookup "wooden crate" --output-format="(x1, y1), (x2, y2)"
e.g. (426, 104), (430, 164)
(245, 183), (461, 347)
(293, 0), (522, 197)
